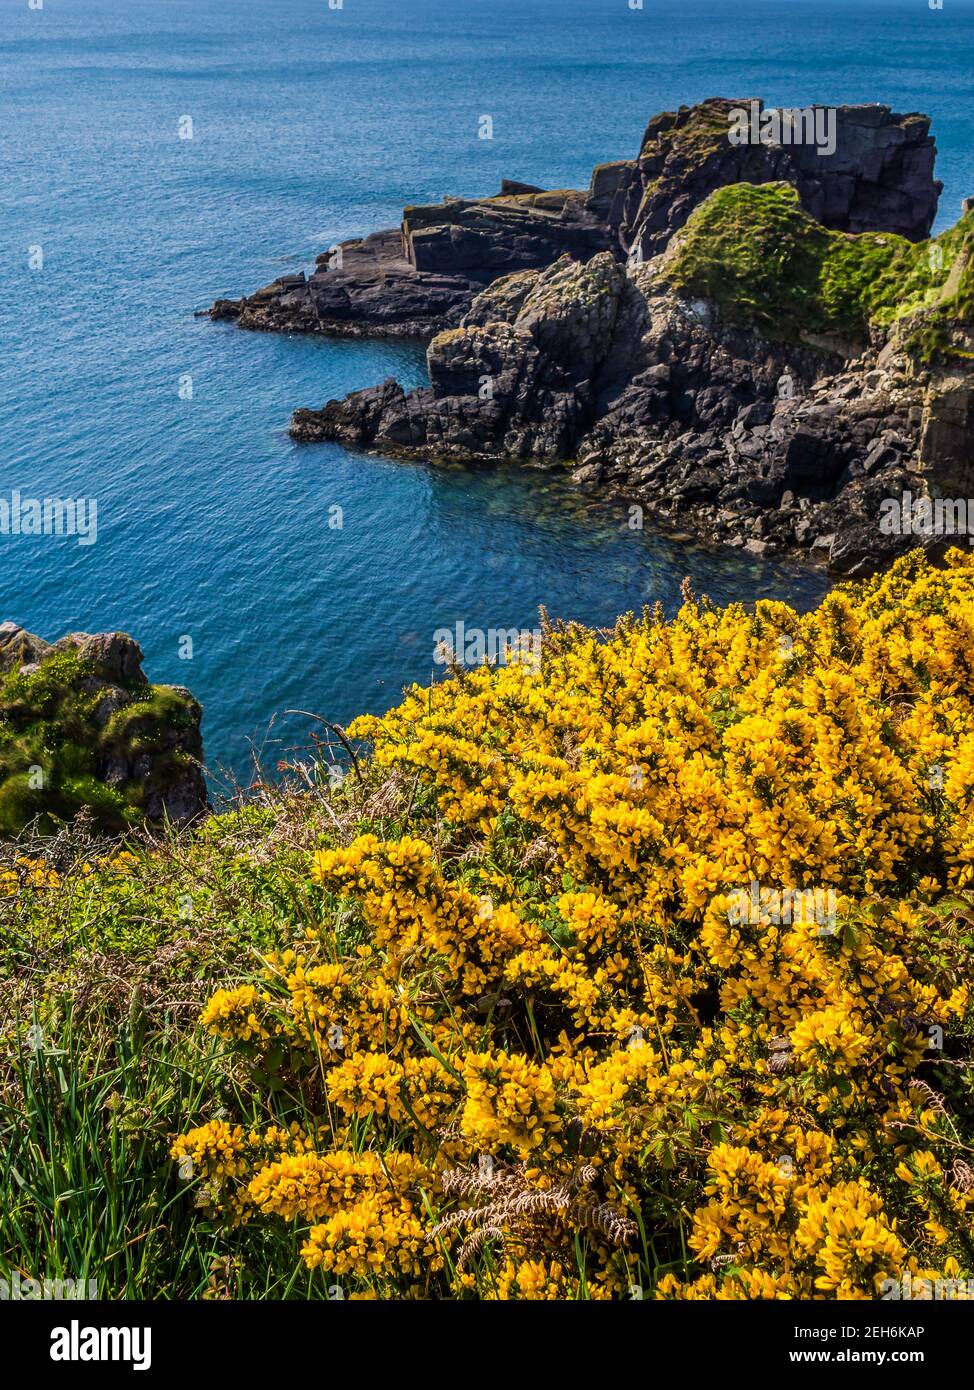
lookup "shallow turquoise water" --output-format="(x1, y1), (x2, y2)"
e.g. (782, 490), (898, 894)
(3, 0), (970, 779)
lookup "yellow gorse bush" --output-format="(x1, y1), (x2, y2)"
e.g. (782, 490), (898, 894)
(175, 550), (974, 1299)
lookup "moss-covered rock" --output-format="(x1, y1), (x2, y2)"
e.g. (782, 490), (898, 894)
(0, 623), (206, 835)
(658, 181), (974, 359)
(606, 97), (941, 263)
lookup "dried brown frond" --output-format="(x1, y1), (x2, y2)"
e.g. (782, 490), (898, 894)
(952, 1159), (974, 1193)
(431, 1160), (636, 1269)
(519, 837), (557, 872)
(767, 1034), (791, 1074)
(908, 1077), (951, 1117)
(457, 1224), (504, 1271)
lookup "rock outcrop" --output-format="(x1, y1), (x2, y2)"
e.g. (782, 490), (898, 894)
(211, 190), (613, 337)
(0, 622), (207, 835)
(292, 178), (974, 577)
(292, 253), (628, 459)
(211, 95), (974, 575)
(212, 230), (482, 338)
(596, 98), (940, 263)
(210, 98), (938, 341)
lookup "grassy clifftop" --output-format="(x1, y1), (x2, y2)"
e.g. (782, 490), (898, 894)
(3, 551), (974, 1299)
(659, 181), (974, 360)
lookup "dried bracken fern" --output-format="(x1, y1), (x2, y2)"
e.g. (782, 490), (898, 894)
(431, 1160), (636, 1270)
(518, 837), (558, 872)
(952, 1159), (974, 1193)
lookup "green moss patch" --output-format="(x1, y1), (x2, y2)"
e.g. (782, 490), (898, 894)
(660, 182), (974, 361)
(0, 652), (201, 835)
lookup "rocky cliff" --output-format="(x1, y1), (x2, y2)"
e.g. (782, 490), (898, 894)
(292, 179), (974, 576)
(213, 97), (974, 576)
(595, 98), (940, 262)
(210, 187), (614, 337)
(291, 253), (629, 460)
(0, 622), (206, 835)
(209, 99), (938, 340)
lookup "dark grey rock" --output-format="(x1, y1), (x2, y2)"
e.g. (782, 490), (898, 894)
(211, 97), (967, 577)
(603, 98), (941, 263)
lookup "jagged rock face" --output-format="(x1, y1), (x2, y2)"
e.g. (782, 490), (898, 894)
(920, 381), (974, 493)
(599, 98), (941, 262)
(211, 191), (613, 338)
(211, 230), (483, 338)
(290, 239), (970, 578)
(574, 277), (932, 576)
(291, 254), (627, 461)
(209, 97), (940, 342)
(403, 188), (612, 274)
(0, 623), (207, 834)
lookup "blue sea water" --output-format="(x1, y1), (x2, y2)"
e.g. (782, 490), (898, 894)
(3, 0), (972, 783)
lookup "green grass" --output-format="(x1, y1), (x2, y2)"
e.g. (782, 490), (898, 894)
(0, 771), (679, 1300)
(659, 181), (974, 361)
(0, 795), (344, 1299)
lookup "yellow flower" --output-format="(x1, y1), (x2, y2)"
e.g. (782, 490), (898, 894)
(167, 550), (974, 1301)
